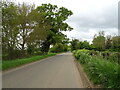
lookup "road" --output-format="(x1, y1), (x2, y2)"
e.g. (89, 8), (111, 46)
(2, 53), (83, 88)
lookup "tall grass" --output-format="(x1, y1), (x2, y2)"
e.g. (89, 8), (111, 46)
(73, 50), (120, 88)
(1, 53), (56, 71)
(84, 57), (120, 88)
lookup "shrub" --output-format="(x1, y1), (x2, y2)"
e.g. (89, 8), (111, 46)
(108, 52), (119, 63)
(34, 51), (43, 55)
(74, 49), (91, 64)
(73, 49), (120, 88)
(88, 50), (100, 56)
(50, 43), (68, 53)
(85, 57), (120, 88)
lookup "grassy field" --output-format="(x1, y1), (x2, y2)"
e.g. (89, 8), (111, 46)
(73, 50), (120, 88)
(1, 53), (56, 71)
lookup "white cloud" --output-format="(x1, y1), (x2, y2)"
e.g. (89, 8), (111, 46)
(13, 0), (119, 43)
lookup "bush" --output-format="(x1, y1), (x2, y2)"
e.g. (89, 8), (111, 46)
(50, 43), (68, 53)
(3, 50), (27, 60)
(34, 51), (43, 55)
(74, 49), (88, 59)
(87, 50), (119, 64)
(74, 49), (91, 64)
(108, 52), (119, 63)
(85, 57), (120, 88)
(73, 49), (120, 88)
(88, 50), (100, 56)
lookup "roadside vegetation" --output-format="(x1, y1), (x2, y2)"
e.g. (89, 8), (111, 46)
(72, 31), (120, 88)
(2, 1), (72, 70)
(73, 49), (120, 88)
(1, 0), (119, 88)
(1, 53), (56, 71)
(2, 1), (73, 60)
(71, 31), (119, 52)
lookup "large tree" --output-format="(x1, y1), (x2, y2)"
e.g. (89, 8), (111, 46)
(2, 1), (19, 59)
(26, 8), (51, 54)
(36, 4), (73, 53)
(2, 1), (51, 59)
(16, 3), (36, 54)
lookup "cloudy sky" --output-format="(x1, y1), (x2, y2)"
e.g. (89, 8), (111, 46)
(14, 0), (119, 43)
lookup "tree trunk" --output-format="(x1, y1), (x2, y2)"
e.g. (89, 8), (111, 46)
(41, 40), (51, 53)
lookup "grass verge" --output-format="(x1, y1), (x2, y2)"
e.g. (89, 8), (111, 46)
(1, 53), (56, 71)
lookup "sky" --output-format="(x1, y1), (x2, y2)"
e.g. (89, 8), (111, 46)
(12, 0), (119, 43)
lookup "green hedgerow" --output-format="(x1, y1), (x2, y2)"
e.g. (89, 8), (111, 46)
(73, 49), (120, 88)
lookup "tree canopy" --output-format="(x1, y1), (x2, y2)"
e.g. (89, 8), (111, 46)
(36, 4), (73, 52)
(2, 1), (73, 60)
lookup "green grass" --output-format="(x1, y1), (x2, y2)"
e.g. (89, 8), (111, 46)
(1, 53), (56, 71)
(73, 50), (120, 88)
(83, 57), (120, 88)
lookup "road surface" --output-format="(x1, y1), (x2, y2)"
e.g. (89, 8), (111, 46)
(2, 53), (83, 88)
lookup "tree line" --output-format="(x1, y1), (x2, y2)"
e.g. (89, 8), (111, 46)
(2, 1), (73, 60)
(2, 1), (119, 60)
(71, 31), (120, 51)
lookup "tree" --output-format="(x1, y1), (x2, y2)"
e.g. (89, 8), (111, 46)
(36, 4), (73, 53)
(16, 3), (35, 55)
(26, 8), (51, 55)
(2, 1), (73, 59)
(89, 44), (96, 50)
(50, 43), (68, 53)
(14, 3), (50, 56)
(71, 39), (79, 51)
(92, 31), (105, 51)
(111, 36), (120, 51)
(2, 1), (19, 59)
(105, 35), (112, 49)
(2, 1), (51, 59)
(78, 40), (90, 49)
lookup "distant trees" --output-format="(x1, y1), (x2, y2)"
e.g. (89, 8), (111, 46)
(70, 31), (119, 52)
(70, 39), (79, 50)
(70, 39), (90, 51)
(50, 43), (68, 53)
(105, 35), (112, 49)
(50, 36), (70, 53)
(92, 31), (119, 51)
(80, 41), (90, 49)
(2, 1), (73, 60)
(111, 36), (120, 51)
(92, 31), (105, 51)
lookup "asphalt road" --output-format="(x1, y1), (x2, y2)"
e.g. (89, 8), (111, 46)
(2, 53), (83, 88)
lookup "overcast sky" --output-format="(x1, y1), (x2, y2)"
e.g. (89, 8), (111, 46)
(13, 0), (119, 43)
